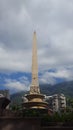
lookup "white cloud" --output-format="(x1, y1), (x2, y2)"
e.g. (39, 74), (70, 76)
(49, 69), (73, 80)
(39, 68), (73, 84)
(5, 77), (30, 93)
(39, 73), (56, 85)
(0, 46), (32, 72)
(0, 0), (73, 84)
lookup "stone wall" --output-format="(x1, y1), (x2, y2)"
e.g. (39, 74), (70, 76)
(0, 117), (73, 130)
(0, 118), (40, 130)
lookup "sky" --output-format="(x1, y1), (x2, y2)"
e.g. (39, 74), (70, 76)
(0, 0), (73, 93)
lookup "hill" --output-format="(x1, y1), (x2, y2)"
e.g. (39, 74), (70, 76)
(10, 80), (73, 105)
(40, 81), (73, 97)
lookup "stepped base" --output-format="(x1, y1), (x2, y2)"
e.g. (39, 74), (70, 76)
(22, 101), (48, 109)
(22, 94), (48, 109)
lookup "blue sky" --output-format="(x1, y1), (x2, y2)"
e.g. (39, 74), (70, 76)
(0, 0), (73, 93)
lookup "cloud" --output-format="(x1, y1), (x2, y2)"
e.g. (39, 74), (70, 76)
(49, 68), (73, 80)
(39, 68), (73, 84)
(39, 71), (56, 85)
(0, 46), (32, 72)
(5, 76), (30, 93)
(0, 0), (73, 86)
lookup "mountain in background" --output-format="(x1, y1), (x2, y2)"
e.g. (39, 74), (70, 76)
(40, 81), (73, 97)
(10, 80), (73, 105)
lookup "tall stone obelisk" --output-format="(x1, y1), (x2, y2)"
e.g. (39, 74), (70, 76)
(22, 31), (49, 111)
(30, 31), (40, 94)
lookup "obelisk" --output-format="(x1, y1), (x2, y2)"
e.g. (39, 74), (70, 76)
(22, 31), (49, 111)
(30, 31), (40, 94)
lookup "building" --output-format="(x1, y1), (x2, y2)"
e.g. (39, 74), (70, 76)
(52, 94), (59, 112)
(45, 94), (66, 112)
(59, 93), (66, 112)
